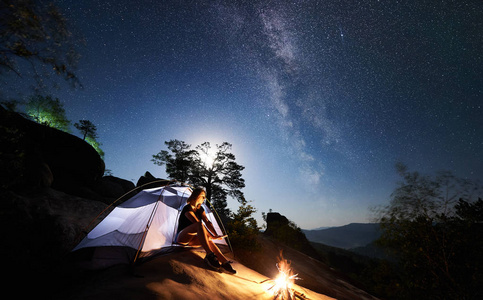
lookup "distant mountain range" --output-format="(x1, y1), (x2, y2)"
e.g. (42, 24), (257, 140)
(303, 223), (381, 250)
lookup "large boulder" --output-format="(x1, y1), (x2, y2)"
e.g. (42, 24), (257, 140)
(92, 176), (135, 199)
(0, 107), (104, 193)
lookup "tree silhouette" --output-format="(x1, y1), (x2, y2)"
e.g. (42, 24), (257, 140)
(152, 140), (198, 183)
(374, 163), (483, 299)
(192, 142), (245, 215)
(0, 0), (83, 91)
(152, 139), (245, 215)
(74, 120), (98, 140)
(226, 199), (260, 250)
(74, 120), (104, 159)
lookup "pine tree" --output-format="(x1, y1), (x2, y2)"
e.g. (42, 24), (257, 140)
(74, 120), (98, 140)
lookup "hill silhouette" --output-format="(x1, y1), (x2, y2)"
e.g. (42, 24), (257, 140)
(303, 223), (381, 249)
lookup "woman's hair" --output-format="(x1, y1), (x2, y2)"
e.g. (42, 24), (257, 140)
(187, 186), (206, 203)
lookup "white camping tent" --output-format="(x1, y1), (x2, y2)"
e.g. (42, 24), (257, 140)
(72, 182), (228, 269)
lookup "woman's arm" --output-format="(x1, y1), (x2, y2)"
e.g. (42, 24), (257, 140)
(201, 211), (225, 239)
(185, 209), (200, 224)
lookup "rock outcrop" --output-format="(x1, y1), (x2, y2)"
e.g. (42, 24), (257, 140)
(264, 212), (321, 260)
(0, 107), (138, 203)
(0, 106), (104, 193)
(136, 171), (162, 187)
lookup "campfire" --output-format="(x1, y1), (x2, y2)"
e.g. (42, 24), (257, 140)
(264, 251), (307, 300)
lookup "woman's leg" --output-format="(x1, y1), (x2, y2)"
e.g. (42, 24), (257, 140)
(198, 223), (229, 263)
(177, 222), (228, 263)
(175, 222), (198, 245)
(177, 222), (214, 254)
(209, 239), (228, 264)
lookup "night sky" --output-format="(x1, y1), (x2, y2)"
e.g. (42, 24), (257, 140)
(8, 0), (483, 229)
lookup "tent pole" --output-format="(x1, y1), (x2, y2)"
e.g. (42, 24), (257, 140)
(205, 197), (234, 255)
(132, 183), (173, 265)
(132, 191), (163, 265)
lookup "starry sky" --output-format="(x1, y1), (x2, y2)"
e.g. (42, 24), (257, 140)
(8, 0), (483, 229)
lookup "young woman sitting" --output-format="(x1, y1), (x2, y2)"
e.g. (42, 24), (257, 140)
(175, 187), (236, 274)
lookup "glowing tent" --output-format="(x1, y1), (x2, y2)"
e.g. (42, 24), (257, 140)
(71, 181), (228, 269)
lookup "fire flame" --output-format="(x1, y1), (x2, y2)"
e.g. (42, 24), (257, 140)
(267, 251), (300, 300)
